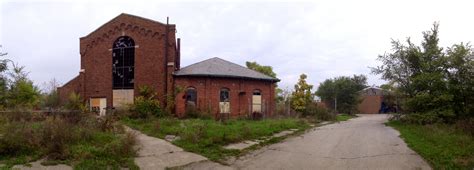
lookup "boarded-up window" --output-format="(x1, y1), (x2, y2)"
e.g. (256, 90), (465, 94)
(219, 88), (230, 113)
(252, 90), (262, 113)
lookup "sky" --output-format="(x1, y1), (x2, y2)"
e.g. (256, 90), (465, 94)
(1, 0), (473, 92)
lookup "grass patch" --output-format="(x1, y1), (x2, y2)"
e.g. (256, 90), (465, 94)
(122, 117), (310, 161)
(336, 114), (355, 121)
(387, 121), (474, 169)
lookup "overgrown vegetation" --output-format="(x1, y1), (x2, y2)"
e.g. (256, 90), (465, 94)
(0, 111), (137, 169)
(122, 117), (309, 161)
(377, 23), (474, 169)
(304, 102), (335, 121)
(387, 121), (474, 169)
(372, 23), (473, 122)
(128, 86), (163, 119)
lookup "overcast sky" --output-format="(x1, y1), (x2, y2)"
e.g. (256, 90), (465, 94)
(1, 0), (473, 92)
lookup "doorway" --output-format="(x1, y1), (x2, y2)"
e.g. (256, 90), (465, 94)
(90, 98), (107, 116)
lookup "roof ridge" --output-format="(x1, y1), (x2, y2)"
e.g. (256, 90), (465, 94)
(178, 57), (218, 70)
(214, 58), (276, 79)
(81, 13), (173, 39)
(176, 57), (279, 82)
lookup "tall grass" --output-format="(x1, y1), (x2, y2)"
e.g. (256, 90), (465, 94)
(0, 111), (137, 169)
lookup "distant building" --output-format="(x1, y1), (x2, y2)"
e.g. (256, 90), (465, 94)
(58, 13), (279, 117)
(357, 87), (390, 114)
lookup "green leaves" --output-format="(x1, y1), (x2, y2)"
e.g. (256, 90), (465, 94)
(315, 75), (367, 114)
(372, 22), (474, 121)
(291, 74), (314, 113)
(245, 61), (277, 78)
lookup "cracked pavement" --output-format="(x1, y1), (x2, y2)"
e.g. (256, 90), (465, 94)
(126, 127), (207, 170)
(230, 114), (431, 170)
(191, 114), (430, 170)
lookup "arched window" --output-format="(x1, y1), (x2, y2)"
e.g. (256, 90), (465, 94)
(219, 88), (230, 113)
(112, 36), (135, 89)
(185, 87), (197, 108)
(252, 90), (262, 113)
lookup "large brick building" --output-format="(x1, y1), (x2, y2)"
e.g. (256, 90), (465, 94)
(58, 13), (279, 117)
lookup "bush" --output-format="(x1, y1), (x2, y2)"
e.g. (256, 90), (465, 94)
(304, 103), (335, 121)
(400, 109), (456, 125)
(65, 93), (86, 112)
(129, 96), (162, 119)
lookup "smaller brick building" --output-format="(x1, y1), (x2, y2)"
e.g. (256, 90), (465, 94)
(57, 13), (279, 117)
(174, 57), (279, 117)
(357, 87), (388, 114)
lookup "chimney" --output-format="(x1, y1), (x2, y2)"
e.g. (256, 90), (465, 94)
(176, 38), (181, 70)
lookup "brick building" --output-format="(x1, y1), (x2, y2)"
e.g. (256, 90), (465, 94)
(357, 87), (388, 114)
(58, 13), (279, 117)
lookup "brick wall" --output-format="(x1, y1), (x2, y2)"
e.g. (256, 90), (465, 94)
(357, 95), (382, 114)
(174, 77), (276, 118)
(59, 14), (177, 107)
(58, 74), (83, 105)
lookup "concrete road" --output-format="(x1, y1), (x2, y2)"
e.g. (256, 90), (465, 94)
(126, 127), (208, 170)
(230, 114), (431, 170)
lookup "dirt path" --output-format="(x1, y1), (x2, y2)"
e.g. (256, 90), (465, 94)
(184, 114), (431, 170)
(126, 127), (207, 170)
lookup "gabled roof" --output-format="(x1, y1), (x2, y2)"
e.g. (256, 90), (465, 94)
(80, 13), (173, 39)
(174, 57), (280, 82)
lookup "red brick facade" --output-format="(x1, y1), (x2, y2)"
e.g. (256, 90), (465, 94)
(174, 77), (276, 117)
(58, 13), (277, 117)
(59, 13), (177, 107)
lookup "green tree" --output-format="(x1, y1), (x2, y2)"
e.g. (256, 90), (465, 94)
(246, 61), (277, 78)
(372, 23), (473, 121)
(0, 45), (9, 109)
(246, 61), (284, 102)
(315, 75), (367, 114)
(6, 63), (41, 109)
(290, 74), (313, 113)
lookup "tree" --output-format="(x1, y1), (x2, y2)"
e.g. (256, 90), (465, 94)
(290, 74), (313, 113)
(315, 75), (367, 114)
(41, 78), (61, 109)
(6, 63), (41, 109)
(246, 61), (284, 102)
(372, 23), (473, 121)
(0, 45), (8, 109)
(246, 61), (277, 78)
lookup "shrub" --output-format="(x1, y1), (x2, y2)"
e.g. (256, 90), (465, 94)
(400, 112), (442, 125)
(128, 86), (163, 119)
(129, 96), (162, 119)
(65, 92), (86, 112)
(0, 122), (41, 157)
(304, 103), (335, 121)
(41, 117), (75, 160)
